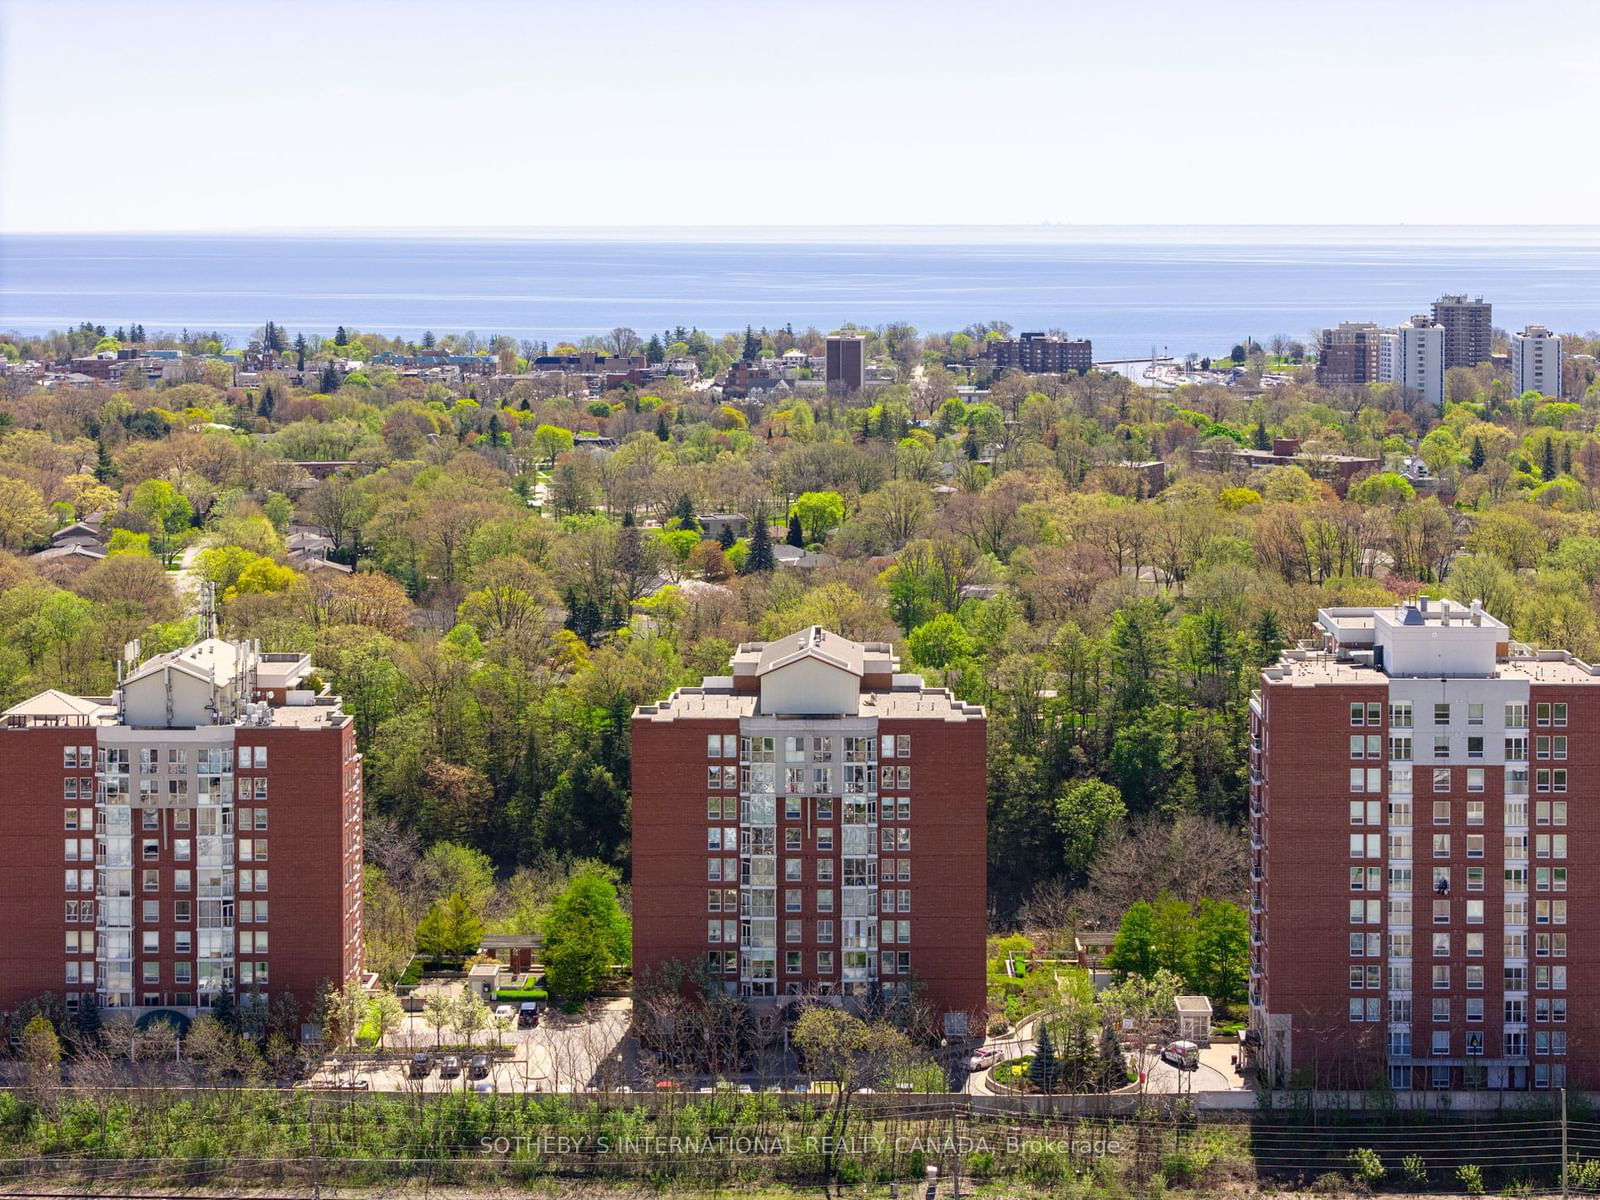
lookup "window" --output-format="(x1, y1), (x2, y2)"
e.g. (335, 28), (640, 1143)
(1432, 768), (1450, 793)
(817, 920), (833, 943)
(1351, 702), (1366, 726)
(1466, 736), (1483, 759)
(143, 869), (159, 891)
(817, 889), (833, 913)
(1434, 703), (1451, 726)
(817, 951), (834, 974)
(1466, 801), (1484, 826)
(816, 859), (833, 882)
(1466, 769), (1484, 793)
(1433, 834), (1450, 858)
(1432, 1030), (1450, 1056)
(1390, 701), (1413, 728)
(1506, 703), (1528, 728)
(1467, 998), (1484, 1022)
(784, 797), (801, 820)
(785, 919), (800, 943)
(785, 888), (801, 913)
(1433, 966), (1449, 990)
(1466, 835), (1484, 859)
(1467, 703), (1483, 726)
(1390, 736), (1412, 761)
(1433, 735), (1450, 759)
(817, 827), (834, 852)
(785, 951), (801, 974)
(1432, 800), (1450, 825)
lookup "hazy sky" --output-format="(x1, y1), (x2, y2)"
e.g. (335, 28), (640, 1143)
(3, 0), (1596, 232)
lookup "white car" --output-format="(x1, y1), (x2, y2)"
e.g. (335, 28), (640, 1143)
(966, 1046), (1002, 1071)
(493, 1005), (515, 1022)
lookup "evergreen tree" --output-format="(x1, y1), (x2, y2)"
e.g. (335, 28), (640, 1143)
(742, 507), (776, 574)
(258, 383), (276, 420)
(131, 323), (145, 343)
(655, 410), (670, 441)
(717, 522), (736, 550)
(1469, 435), (1486, 471)
(644, 333), (665, 364)
(1028, 1024), (1060, 1094)
(487, 412), (503, 447)
(94, 441), (114, 484)
(261, 320), (286, 353)
(213, 988), (241, 1033)
(1542, 437), (1558, 481)
(672, 494), (698, 531)
(294, 332), (307, 371)
(1253, 420), (1270, 450)
(786, 513), (805, 548)
(1253, 609), (1284, 667)
(334, 325), (349, 347)
(1562, 441), (1573, 475)
(1097, 1025), (1128, 1090)
(742, 325), (761, 362)
(75, 992), (102, 1042)
(622, 510), (635, 527)
(421, 330), (436, 349)
(319, 362), (341, 393)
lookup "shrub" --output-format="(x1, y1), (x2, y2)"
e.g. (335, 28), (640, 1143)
(1571, 1159), (1600, 1191)
(1457, 1164), (1485, 1195)
(967, 1151), (995, 1179)
(1401, 1154), (1428, 1187)
(1311, 1172), (1346, 1193)
(493, 987), (548, 1002)
(1347, 1147), (1385, 1186)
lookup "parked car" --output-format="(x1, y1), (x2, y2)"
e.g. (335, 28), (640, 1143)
(440, 1055), (462, 1079)
(469, 1055), (490, 1080)
(473, 1079), (497, 1094)
(517, 1002), (541, 1029)
(493, 1005), (515, 1023)
(966, 1046), (1002, 1071)
(1161, 1040), (1200, 1071)
(408, 1053), (433, 1079)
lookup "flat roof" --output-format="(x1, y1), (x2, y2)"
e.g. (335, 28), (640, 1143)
(635, 682), (982, 723)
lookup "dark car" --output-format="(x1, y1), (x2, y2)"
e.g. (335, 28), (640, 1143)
(439, 1055), (462, 1079)
(469, 1055), (490, 1080)
(408, 1053), (433, 1079)
(518, 1002), (540, 1029)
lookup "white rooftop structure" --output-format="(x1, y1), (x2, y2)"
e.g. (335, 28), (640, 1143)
(1318, 599), (1508, 677)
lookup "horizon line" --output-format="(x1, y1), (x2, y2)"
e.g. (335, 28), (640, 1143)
(7, 222), (1600, 239)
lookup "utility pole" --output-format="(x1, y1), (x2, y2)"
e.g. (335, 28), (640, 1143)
(1561, 1086), (1569, 1200)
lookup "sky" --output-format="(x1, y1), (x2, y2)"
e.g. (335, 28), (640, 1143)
(2, 0), (1597, 232)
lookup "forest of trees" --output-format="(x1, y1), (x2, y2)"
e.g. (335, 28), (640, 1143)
(3, 317), (1600, 984)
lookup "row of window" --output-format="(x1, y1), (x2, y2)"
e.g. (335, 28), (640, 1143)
(1352, 702), (1566, 729)
(1354, 735), (1569, 762)
(88, 746), (269, 772)
(1353, 930), (1568, 960)
(708, 734), (913, 761)
(707, 766), (916, 791)
(1357, 963), (1571, 991)
(65, 869), (272, 894)
(707, 918), (912, 945)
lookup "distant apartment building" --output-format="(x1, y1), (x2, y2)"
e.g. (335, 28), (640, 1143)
(0, 637), (364, 1020)
(825, 335), (866, 392)
(1378, 316), (1445, 409)
(1249, 600), (1597, 1092)
(1315, 323), (1384, 387)
(988, 332), (1093, 376)
(631, 627), (987, 1029)
(1511, 325), (1562, 399)
(1431, 294), (1493, 370)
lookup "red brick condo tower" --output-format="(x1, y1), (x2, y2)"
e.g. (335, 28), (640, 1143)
(632, 627), (987, 1033)
(1250, 599), (1597, 1092)
(0, 637), (363, 1023)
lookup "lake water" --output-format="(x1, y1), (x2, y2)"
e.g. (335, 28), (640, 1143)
(4, 227), (1600, 360)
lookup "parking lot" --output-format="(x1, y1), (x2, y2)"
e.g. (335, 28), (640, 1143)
(309, 998), (632, 1094)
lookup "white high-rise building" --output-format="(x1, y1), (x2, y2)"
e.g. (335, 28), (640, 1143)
(1511, 325), (1562, 399)
(1378, 316), (1444, 409)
